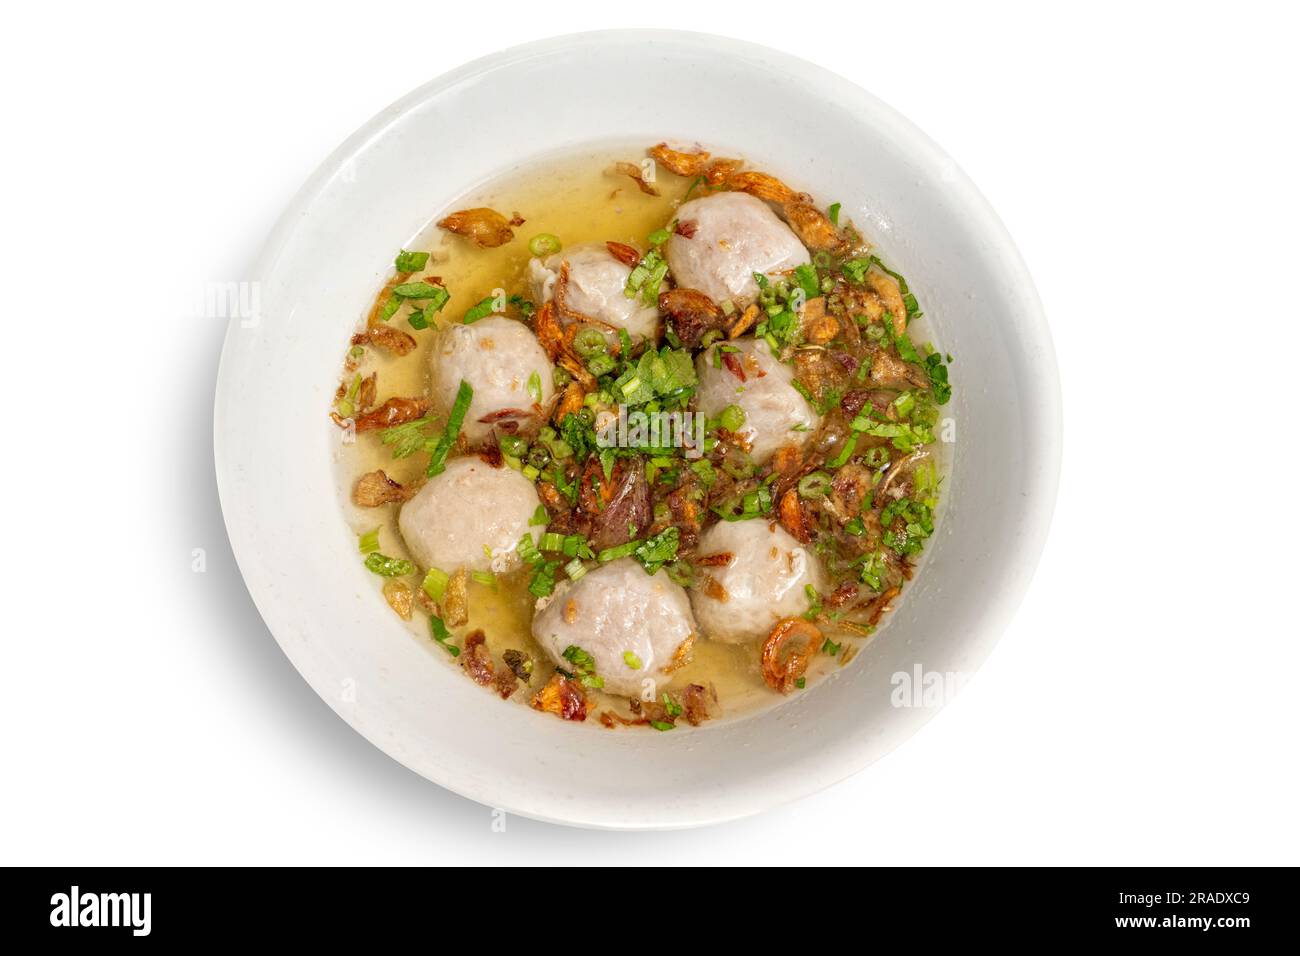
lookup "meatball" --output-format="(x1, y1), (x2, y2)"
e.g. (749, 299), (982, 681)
(398, 457), (544, 574)
(690, 519), (826, 644)
(695, 338), (819, 464)
(665, 192), (810, 306)
(527, 242), (659, 343)
(532, 559), (696, 697)
(430, 315), (554, 443)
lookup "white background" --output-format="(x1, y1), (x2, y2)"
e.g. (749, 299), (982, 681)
(3, 1), (1297, 865)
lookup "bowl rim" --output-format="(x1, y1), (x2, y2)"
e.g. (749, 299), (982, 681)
(214, 28), (1062, 829)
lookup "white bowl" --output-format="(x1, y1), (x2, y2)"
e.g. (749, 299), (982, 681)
(214, 30), (1060, 829)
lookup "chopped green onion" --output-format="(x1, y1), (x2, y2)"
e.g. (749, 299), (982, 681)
(471, 570), (496, 587)
(622, 650), (643, 670)
(358, 528), (381, 554)
(895, 331), (922, 363)
(501, 434), (531, 459)
(422, 567), (449, 601)
(827, 202), (841, 226)
(540, 531), (566, 553)
(426, 380), (472, 477)
(647, 227), (671, 246)
(852, 418), (934, 452)
(828, 435), (858, 468)
(527, 370), (542, 404)
(429, 615), (460, 656)
(378, 415), (439, 459)
(804, 583), (823, 621)
(528, 233), (561, 257)
(926, 351), (952, 405)
(586, 353), (616, 377)
(665, 560), (695, 588)
(525, 445), (550, 471)
(395, 249), (430, 272)
(574, 326), (608, 358)
(633, 527), (680, 574)
(541, 430), (574, 459)
(364, 553), (413, 577)
(463, 297), (495, 323)
(624, 249), (668, 305)
(649, 720), (675, 732)
(797, 471), (833, 500)
(865, 446), (891, 469)
(690, 458), (716, 486)
(528, 504), (548, 527)
(793, 263), (820, 300)
(564, 557), (589, 581)
(712, 483), (774, 522)
(841, 258), (872, 283)
(528, 560), (560, 597)
(392, 281), (442, 299)
(598, 540), (641, 562)
(562, 645), (603, 689)
(516, 534), (544, 566)
(718, 404), (746, 434)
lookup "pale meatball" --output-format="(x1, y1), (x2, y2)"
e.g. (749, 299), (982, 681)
(665, 192), (810, 306)
(398, 457), (543, 574)
(532, 558), (696, 697)
(527, 242), (659, 342)
(430, 316), (554, 443)
(695, 338), (818, 464)
(691, 520), (826, 644)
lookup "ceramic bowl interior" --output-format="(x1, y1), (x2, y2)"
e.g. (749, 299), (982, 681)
(214, 30), (1060, 828)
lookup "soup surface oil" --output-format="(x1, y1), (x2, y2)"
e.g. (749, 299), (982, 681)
(336, 145), (930, 723)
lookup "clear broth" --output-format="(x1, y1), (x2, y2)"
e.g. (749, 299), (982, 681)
(335, 143), (946, 726)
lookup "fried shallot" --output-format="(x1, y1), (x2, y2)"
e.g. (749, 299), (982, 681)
(462, 630), (495, 686)
(778, 489), (813, 544)
(443, 568), (469, 627)
(531, 673), (587, 721)
(658, 287), (727, 349)
(352, 325), (417, 357)
(382, 580), (414, 621)
(352, 469), (416, 507)
(351, 397), (430, 433)
(648, 142), (712, 177)
(761, 618), (823, 694)
(605, 241), (641, 267)
(436, 207), (519, 248)
(613, 161), (659, 196)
